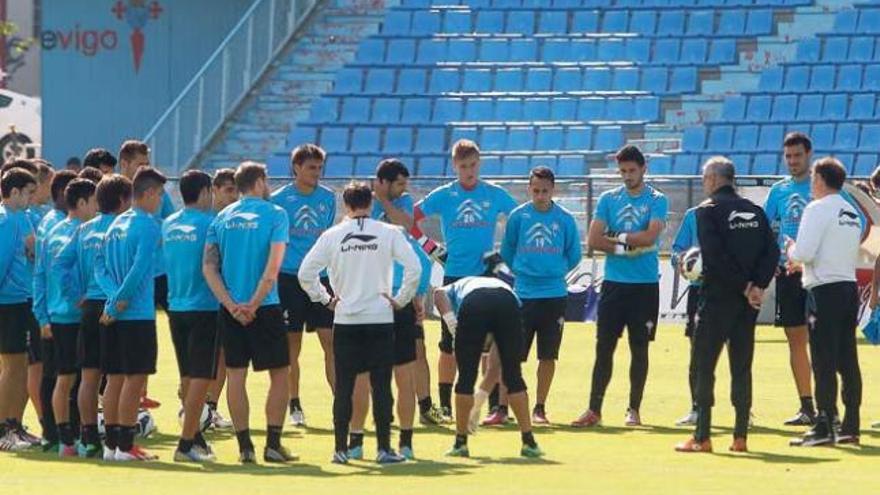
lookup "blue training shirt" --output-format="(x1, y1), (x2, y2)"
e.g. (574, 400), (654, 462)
(441, 276), (520, 317)
(33, 217), (82, 326)
(501, 201), (582, 299)
(671, 207), (701, 287)
(95, 207), (161, 321)
(270, 183), (336, 275)
(207, 196), (289, 307)
(0, 206), (34, 304)
(151, 189), (177, 277)
(56, 213), (116, 302)
(594, 185), (668, 284)
(371, 193), (433, 296)
(162, 208), (218, 312)
(419, 180), (517, 278)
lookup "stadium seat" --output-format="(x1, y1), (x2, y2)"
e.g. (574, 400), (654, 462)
(681, 39), (708, 64)
(510, 39), (538, 61)
(554, 68), (583, 91)
(537, 126), (565, 149)
(451, 126), (478, 144)
(746, 9), (773, 35)
(836, 123), (860, 149)
(524, 98), (551, 121)
(848, 37), (874, 62)
(595, 126), (624, 150)
(718, 10), (746, 35)
(823, 94), (847, 120)
(501, 155), (531, 176)
(571, 38), (599, 61)
(649, 155), (673, 175)
(573, 11), (600, 32)
(708, 125), (733, 150)
(630, 11), (658, 35)
(508, 127), (536, 150)
(722, 96), (746, 122)
(356, 39), (385, 63)
(746, 95), (771, 122)
(758, 124), (783, 151)
(670, 67), (697, 93)
(365, 69), (394, 94)
(325, 155), (354, 178)
(384, 127), (413, 153)
(797, 94), (823, 121)
(544, 39), (572, 62)
(509, 11), (536, 34)
(809, 65), (835, 91)
(526, 68), (553, 91)
(447, 39), (477, 62)
(354, 155), (381, 176)
(557, 155), (586, 176)
(387, 39), (416, 64)
(444, 10), (472, 32)
(463, 69), (492, 92)
(859, 124), (880, 150)
(635, 96), (661, 121)
(310, 97), (338, 123)
(480, 39), (510, 62)
(476, 10), (505, 33)
(613, 68), (640, 91)
(411, 10), (441, 35)
(373, 98), (401, 123)
(418, 156), (446, 176)
(539, 11), (568, 33)
(657, 10), (685, 35)
(334, 68), (363, 94)
(433, 97), (464, 123)
(770, 95), (796, 121)
(758, 67), (784, 92)
(865, 65), (880, 91)
(288, 126), (316, 147)
(857, 8), (880, 34)
(465, 98), (494, 121)
(642, 67), (669, 93)
(401, 98), (431, 123)
(598, 39), (626, 61)
(565, 126), (593, 150)
(602, 10), (629, 32)
(784, 66), (809, 92)
(429, 69), (460, 94)
(551, 98), (577, 120)
(751, 154), (778, 175)
(415, 127), (445, 153)
(733, 125), (759, 150)
(821, 37), (849, 63)
(686, 10), (714, 36)
(855, 153), (879, 176)
(397, 69), (426, 94)
(382, 10), (410, 35)
(340, 97), (370, 123)
(481, 127), (507, 151)
(578, 97), (605, 121)
(837, 65), (863, 91)
(532, 155), (558, 172)
(811, 123), (834, 149)
(833, 9), (858, 33)
(654, 39), (681, 64)
(495, 98), (523, 121)
(796, 39), (820, 63)
(417, 39), (446, 63)
(682, 126), (706, 151)
(851, 93), (876, 120)
(607, 98), (635, 121)
(350, 128), (380, 153)
(320, 127), (349, 152)
(584, 68), (612, 91)
(480, 155), (502, 175)
(495, 68), (524, 91)
(672, 154), (699, 175)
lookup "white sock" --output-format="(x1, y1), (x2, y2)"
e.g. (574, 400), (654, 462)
(472, 389), (489, 415)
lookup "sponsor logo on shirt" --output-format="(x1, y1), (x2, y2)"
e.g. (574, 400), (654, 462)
(784, 193), (808, 227)
(340, 232), (378, 252)
(291, 205), (324, 237)
(615, 204), (648, 231)
(453, 199), (491, 228)
(225, 212), (260, 230)
(728, 210), (759, 230)
(520, 222), (562, 254)
(165, 224), (199, 243)
(838, 209), (860, 228)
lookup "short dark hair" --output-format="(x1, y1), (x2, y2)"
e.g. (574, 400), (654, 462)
(96, 174), (133, 214)
(783, 132), (812, 153)
(376, 158), (410, 183)
(64, 179), (97, 210)
(132, 167), (167, 199)
(35, 161), (54, 183)
(813, 157), (846, 191)
(83, 148), (117, 170)
(66, 156), (81, 168)
(1, 159), (38, 175)
(615, 145), (646, 167)
(180, 170), (212, 205)
(212, 168), (235, 188)
(291, 143), (326, 168)
(119, 140), (150, 162)
(342, 181), (372, 210)
(529, 166), (555, 184)
(0, 168), (37, 198)
(78, 166), (104, 184)
(51, 170), (79, 208)
(234, 161), (267, 193)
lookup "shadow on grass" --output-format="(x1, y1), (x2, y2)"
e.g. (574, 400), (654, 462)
(713, 451), (839, 464)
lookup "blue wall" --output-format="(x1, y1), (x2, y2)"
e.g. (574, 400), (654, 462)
(41, 0), (253, 167)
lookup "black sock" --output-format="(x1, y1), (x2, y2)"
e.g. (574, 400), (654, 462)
(289, 398), (302, 415)
(206, 400), (218, 412)
(534, 403), (545, 414)
(118, 425), (136, 452)
(489, 384), (500, 409)
(194, 431), (208, 449)
(418, 397), (433, 414)
(521, 431), (537, 448)
(178, 438), (194, 453)
(267, 425), (283, 450)
(399, 429), (413, 449)
(81, 424), (100, 446)
(439, 383), (453, 410)
(454, 433), (468, 449)
(349, 431), (364, 449)
(235, 429), (254, 453)
(695, 407), (712, 442)
(800, 396), (815, 415)
(58, 422), (75, 446)
(105, 424), (119, 450)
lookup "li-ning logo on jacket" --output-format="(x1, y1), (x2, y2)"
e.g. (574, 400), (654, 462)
(728, 210), (759, 230)
(165, 224), (198, 243)
(838, 208), (860, 228)
(453, 199), (490, 228)
(225, 212), (259, 230)
(341, 231), (378, 252)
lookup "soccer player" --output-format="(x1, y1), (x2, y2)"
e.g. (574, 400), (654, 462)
(671, 206), (701, 426)
(434, 276), (544, 458)
(413, 139), (517, 421)
(572, 145), (668, 428)
(82, 148), (118, 176)
(34, 179), (98, 456)
(78, 167), (104, 184)
(786, 158), (863, 446)
(203, 162), (294, 464)
(269, 144), (336, 427)
(674, 157), (778, 453)
(56, 174), (132, 457)
(163, 170), (220, 462)
(763, 132), (819, 426)
(94, 167), (166, 461)
(499, 166), (581, 425)
(0, 168), (38, 451)
(298, 181), (421, 465)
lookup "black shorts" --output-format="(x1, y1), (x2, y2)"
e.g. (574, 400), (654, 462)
(278, 273), (334, 332)
(41, 338), (56, 379)
(101, 320), (157, 375)
(685, 286), (701, 338)
(597, 281), (660, 344)
(393, 304), (418, 366)
(521, 297), (566, 361)
(25, 299), (41, 364)
(0, 302), (31, 355)
(439, 275), (463, 354)
(334, 323), (395, 374)
(78, 299), (104, 369)
(154, 275), (168, 312)
(220, 305), (289, 371)
(415, 323), (425, 340)
(775, 271), (807, 328)
(52, 323), (80, 375)
(169, 311), (220, 380)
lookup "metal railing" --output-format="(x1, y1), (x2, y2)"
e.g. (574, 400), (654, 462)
(143, 0), (318, 175)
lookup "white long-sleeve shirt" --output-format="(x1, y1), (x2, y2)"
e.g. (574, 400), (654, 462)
(298, 216), (421, 325)
(788, 193), (861, 289)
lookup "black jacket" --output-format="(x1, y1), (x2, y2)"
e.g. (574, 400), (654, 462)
(695, 185), (779, 300)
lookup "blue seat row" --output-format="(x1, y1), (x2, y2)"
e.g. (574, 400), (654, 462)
(334, 65), (698, 95)
(832, 8), (880, 34)
(666, 152), (879, 176)
(289, 123), (626, 155)
(306, 95), (661, 124)
(683, 122), (880, 153)
(720, 92), (880, 122)
(379, 7), (774, 37)
(796, 35), (880, 63)
(757, 63), (880, 92)
(399, 0), (807, 8)
(359, 35), (737, 65)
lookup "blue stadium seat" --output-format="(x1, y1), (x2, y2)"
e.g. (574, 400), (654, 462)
(855, 153), (879, 176)
(401, 98), (431, 123)
(532, 155), (558, 172)
(550, 98), (576, 120)
(613, 68), (640, 91)
(670, 67), (697, 93)
(417, 39), (446, 63)
(573, 11), (600, 32)
(411, 10), (441, 35)
(584, 68), (612, 91)
(451, 126), (478, 144)
(686, 10), (714, 36)
(836, 153), (855, 173)
(480, 155), (502, 175)
(418, 156), (446, 176)
(433, 97), (464, 123)
(495, 98), (523, 121)
(607, 98), (635, 121)
(384, 127), (413, 153)
(718, 10), (746, 35)
(351, 128), (380, 153)
(544, 39), (572, 62)
(722, 95), (747, 121)
(751, 154), (778, 175)
(356, 39), (385, 63)
(602, 11), (629, 32)
(415, 127), (445, 153)
(758, 67), (783, 92)
(598, 39), (626, 61)
(334, 68), (363, 94)
(746, 95), (771, 122)
(821, 37), (849, 63)
(809, 65), (835, 91)
(387, 39), (415, 64)
(848, 37), (874, 62)
(397, 69), (426, 94)
(729, 154), (750, 173)
(495, 68), (524, 91)
(289, 126), (316, 146)
(595, 126), (624, 150)
(320, 127), (349, 152)
(630, 11), (658, 35)
(733, 125), (758, 150)
(649, 155), (672, 175)
(463, 69), (492, 92)
(509, 11), (536, 34)
(681, 39), (708, 64)
(859, 124), (880, 150)
(857, 8), (880, 34)
(341, 97), (370, 123)
(537, 127), (565, 149)
(835, 123), (860, 149)
(325, 155), (354, 178)
(797, 94), (822, 121)
(865, 65), (880, 91)
(837, 65), (863, 91)
(785, 123), (811, 137)
(526, 68), (553, 91)
(510, 39), (538, 61)
(444, 10), (472, 32)
(565, 126), (593, 150)
(708, 38), (736, 64)
(554, 68), (582, 91)
(654, 39), (681, 64)
(851, 93), (876, 120)
(310, 97), (338, 123)
(447, 39), (477, 62)
(524, 98), (551, 120)
(354, 156), (380, 177)
(571, 38), (599, 61)
(796, 39), (820, 63)
(481, 127), (507, 151)
(373, 98), (401, 123)
(480, 39), (510, 62)
(833, 9), (858, 33)
(476, 10), (505, 33)
(682, 126), (706, 151)
(465, 98), (494, 121)
(578, 97), (606, 121)
(758, 124), (783, 151)
(811, 123), (834, 149)
(784, 66), (809, 92)
(430, 69), (461, 94)
(708, 125), (733, 150)
(672, 154), (699, 175)
(557, 155), (586, 176)
(365, 69), (394, 94)
(625, 38), (652, 63)
(501, 156), (531, 176)
(823, 94), (847, 120)
(508, 127), (536, 150)
(539, 11), (568, 33)
(642, 68), (668, 93)
(635, 96), (661, 121)
(657, 10), (685, 35)
(746, 9), (773, 35)
(770, 94), (796, 121)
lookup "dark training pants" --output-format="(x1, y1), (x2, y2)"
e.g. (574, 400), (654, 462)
(693, 294), (757, 442)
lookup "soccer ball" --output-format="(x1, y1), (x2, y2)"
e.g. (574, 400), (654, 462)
(177, 404), (213, 432)
(136, 409), (157, 438)
(681, 247), (703, 282)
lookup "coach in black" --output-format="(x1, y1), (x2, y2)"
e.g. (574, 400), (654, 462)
(675, 157), (778, 454)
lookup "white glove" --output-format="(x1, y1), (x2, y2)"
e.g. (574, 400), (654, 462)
(442, 311), (458, 336)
